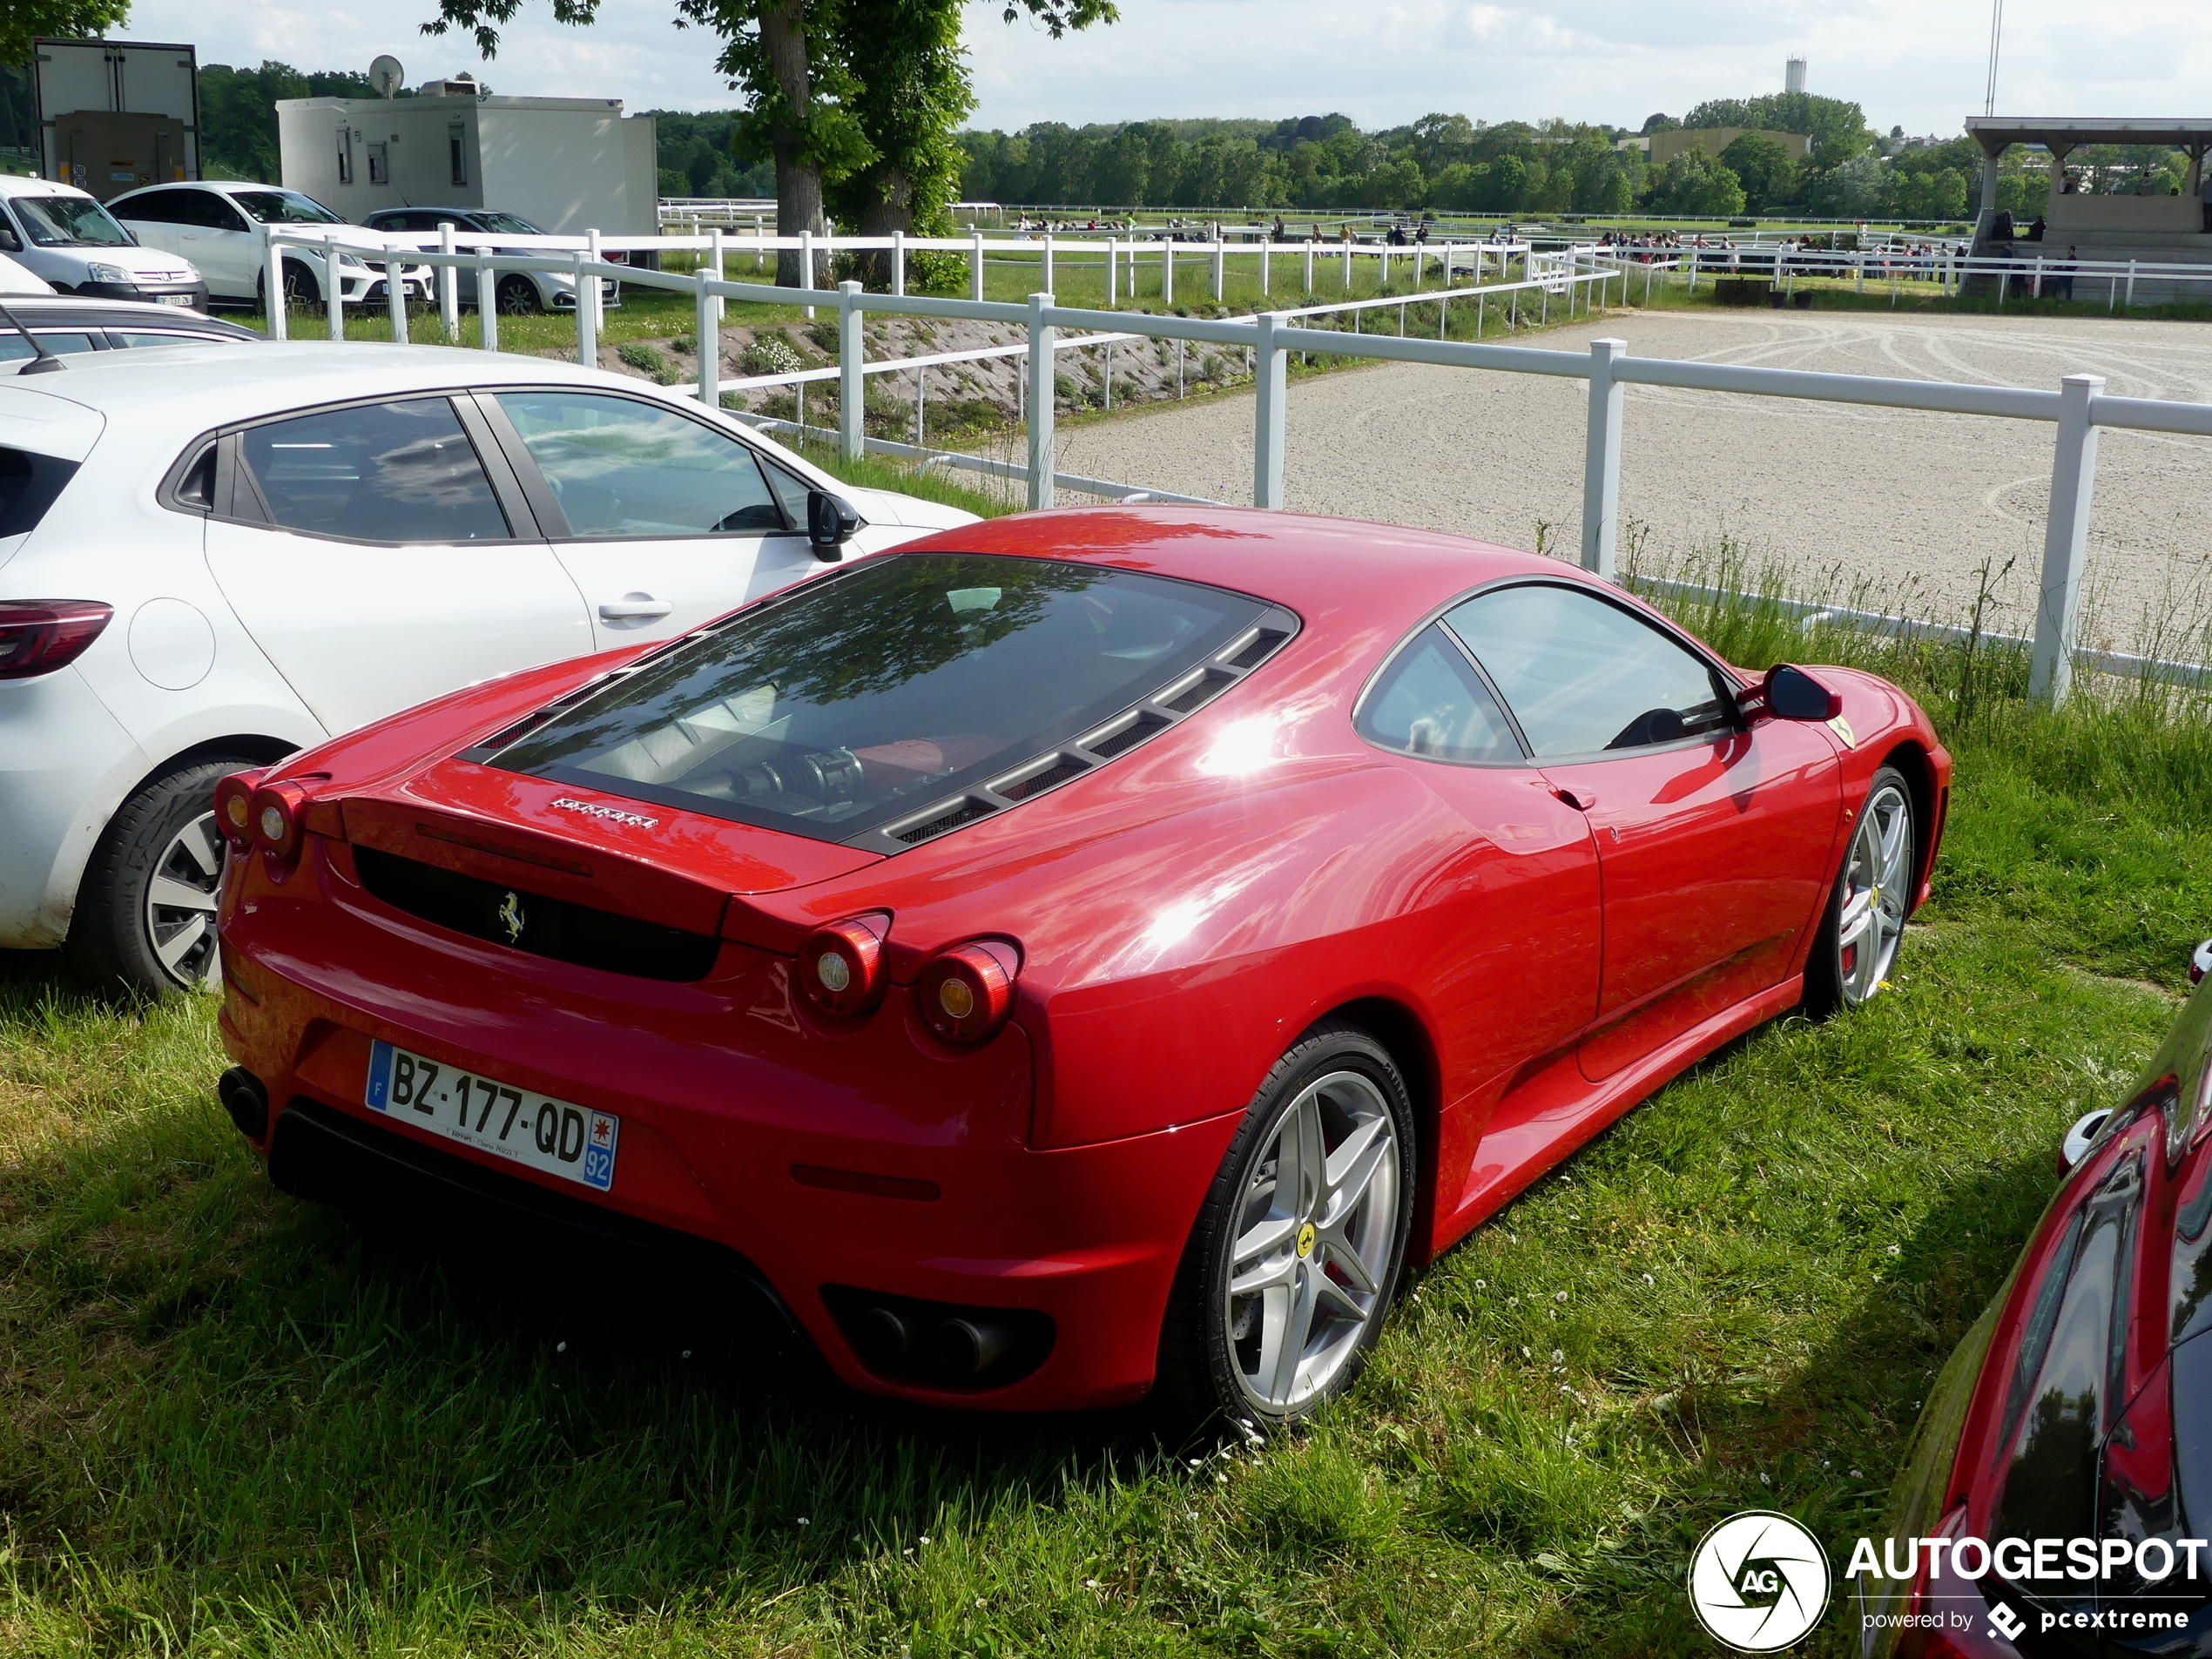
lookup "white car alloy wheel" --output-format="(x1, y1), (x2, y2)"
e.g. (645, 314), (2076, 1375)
(1223, 1068), (1403, 1415)
(145, 809), (225, 988)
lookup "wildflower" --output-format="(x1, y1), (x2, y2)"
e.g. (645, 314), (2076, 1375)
(1759, 1473), (1770, 1486)
(556, 1340), (567, 1353)
(920, 1535), (932, 1545)
(1642, 1272), (1655, 1285)
(1886, 1244), (1901, 1257)
(1474, 1278), (1487, 1290)
(1554, 1291), (1568, 1304)
(1084, 1579), (1101, 1589)
(1551, 1349), (1563, 1363)
(1521, 1345), (1532, 1359)
(798, 1517), (810, 1527)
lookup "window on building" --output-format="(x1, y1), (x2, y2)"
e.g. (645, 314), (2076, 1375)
(448, 124), (468, 188)
(367, 143), (389, 188)
(336, 128), (353, 186)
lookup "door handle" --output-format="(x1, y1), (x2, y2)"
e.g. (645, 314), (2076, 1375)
(1551, 786), (1596, 811)
(597, 594), (672, 621)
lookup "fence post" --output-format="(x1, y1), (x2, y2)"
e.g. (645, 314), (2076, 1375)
(1042, 232), (1055, 294)
(708, 226), (725, 323)
(1260, 238), (1271, 297)
(1211, 234), (1224, 301)
(326, 233), (345, 341)
(1162, 238), (1173, 305)
(586, 228), (605, 342)
(1026, 292), (1055, 510)
(1342, 236), (1351, 293)
(1580, 338), (1627, 580)
(2028, 373), (2105, 705)
(697, 259), (721, 409)
(1252, 311), (1287, 509)
(475, 247), (496, 349)
(264, 228), (288, 339)
(971, 229), (986, 301)
(1106, 236), (1117, 307)
(801, 229), (816, 319)
(387, 256), (409, 344)
(892, 228), (906, 297)
(2127, 260), (2137, 307)
(1303, 239), (1313, 294)
(839, 280), (865, 463)
(440, 222), (460, 341)
(570, 253), (591, 365)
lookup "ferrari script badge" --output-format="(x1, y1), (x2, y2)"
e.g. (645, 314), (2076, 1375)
(496, 891), (525, 943)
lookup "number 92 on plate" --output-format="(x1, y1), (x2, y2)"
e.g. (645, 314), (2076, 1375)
(366, 1039), (619, 1191)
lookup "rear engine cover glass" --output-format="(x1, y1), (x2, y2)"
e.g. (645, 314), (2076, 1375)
(487, 553), (1267, 841)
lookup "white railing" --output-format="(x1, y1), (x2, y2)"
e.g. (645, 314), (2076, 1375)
(257, 223), (2212, 705)
(1594, 242), (2212, 307)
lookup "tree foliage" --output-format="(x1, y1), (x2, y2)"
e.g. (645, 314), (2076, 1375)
(0, 0), (132, 64)
(1679, 91), (1871, 169)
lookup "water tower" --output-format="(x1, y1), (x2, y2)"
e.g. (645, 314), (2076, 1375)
(1785, 57), (1807, 94)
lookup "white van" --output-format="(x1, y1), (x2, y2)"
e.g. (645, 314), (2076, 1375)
(0, 175), (206, 307)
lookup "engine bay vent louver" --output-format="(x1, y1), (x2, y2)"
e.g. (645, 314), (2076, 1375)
(861, 603), (1300, 853)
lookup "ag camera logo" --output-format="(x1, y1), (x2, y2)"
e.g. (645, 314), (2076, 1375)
(1689, 1511), (1831, 1651)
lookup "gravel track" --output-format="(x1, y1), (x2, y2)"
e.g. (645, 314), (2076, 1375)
(1051, 309), (2212, 656)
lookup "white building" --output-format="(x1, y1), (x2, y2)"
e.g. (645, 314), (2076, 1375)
(275, 78), (658, 233)
(1785, 57), (1807, 95)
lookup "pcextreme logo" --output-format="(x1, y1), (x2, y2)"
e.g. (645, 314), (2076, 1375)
(1688, 1511), (1831, 1652)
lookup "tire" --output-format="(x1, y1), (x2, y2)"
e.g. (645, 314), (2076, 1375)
(1155, 1019), (1416, 1433)
(1802, 764), (1917, 1018)
(496, 274), (542, 315)
(65, 756), (254, 998)
(257, 260), (320, 311)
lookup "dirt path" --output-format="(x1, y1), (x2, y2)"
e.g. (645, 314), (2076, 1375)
(1050, 308), (2212, 655)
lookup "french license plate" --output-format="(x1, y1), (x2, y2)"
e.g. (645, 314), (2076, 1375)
(365, 1039), (619, 1190)
(156, 293), (193, 307)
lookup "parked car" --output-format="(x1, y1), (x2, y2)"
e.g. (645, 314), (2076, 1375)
(1862, 945), (2212, 1656)
(108, 181), (430, 310)
(208, 511), (1951, 1423)
(0, 341), (976, 997)
(360, 206), (620, 314)
(0, 296), (261, 368)
(0, 175), (205, 307)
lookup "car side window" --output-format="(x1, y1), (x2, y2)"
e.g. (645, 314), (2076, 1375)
(115, 189), (187, 224)
(239, 398), (512, 543)
(1356, 624), (1524, 764)
(0, 333), (99, 361)
(493, 390), (788, 537)
(1444, 583), (1735, 758)
(111, 331), (239, 349)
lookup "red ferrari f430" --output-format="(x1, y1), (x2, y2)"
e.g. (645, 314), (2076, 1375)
(212, 509), (1949, 1426)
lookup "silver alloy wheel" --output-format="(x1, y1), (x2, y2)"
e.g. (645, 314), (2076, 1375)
(145, 809), (224, 989)
(1835, 782), (1911, 1006)
(1223, 1069), (1402, 1415)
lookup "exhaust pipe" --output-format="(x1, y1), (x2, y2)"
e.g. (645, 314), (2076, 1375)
(929, 1315), (1017, 1379)
(851, 1304), (916, 1368)
(217, 1067), (269, 1140)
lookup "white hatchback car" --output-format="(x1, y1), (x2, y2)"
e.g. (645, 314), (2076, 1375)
(0, 341), (978, 995)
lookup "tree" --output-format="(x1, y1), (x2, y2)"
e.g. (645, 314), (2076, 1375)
(421, 0), (1112, 287)
(1682, 91), (1871, 170)
(1645, 151), (1744, 218)
(1718, 132), (1795, 212)
(0, 0), (131, 62)
(1641, 112), (1679, 135)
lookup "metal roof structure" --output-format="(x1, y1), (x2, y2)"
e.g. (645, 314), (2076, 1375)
(1966, 118), (2212, 157)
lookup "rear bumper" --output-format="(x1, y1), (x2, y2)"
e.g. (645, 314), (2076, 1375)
(75, 279), (207, 307)
(217, 837), (1233, 1412)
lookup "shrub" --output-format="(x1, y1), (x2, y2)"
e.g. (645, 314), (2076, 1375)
(805, 317), (840, 354)
(1053, 373), (1077, 401)
(740, 335), (804, 377)
(617, 341), (669, 375)
(670, 334), (697, 356)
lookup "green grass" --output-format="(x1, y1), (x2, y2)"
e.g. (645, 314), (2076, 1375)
(4, 577), (2210, 1655)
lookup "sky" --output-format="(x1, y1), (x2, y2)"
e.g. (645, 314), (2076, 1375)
(123, 0), (2207, 139)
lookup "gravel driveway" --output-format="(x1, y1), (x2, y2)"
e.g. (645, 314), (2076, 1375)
(1051, 308), (2212, 656)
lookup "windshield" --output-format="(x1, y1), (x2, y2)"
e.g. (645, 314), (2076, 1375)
(233, 191), (345, 226)
(475, 212), (544, 235)
(13, 194), (132, 247)
(488, 553), (1268, 842)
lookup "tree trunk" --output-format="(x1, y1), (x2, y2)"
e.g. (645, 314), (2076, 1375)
(761, 1), (828, 288)
(853, 165), (913, 288)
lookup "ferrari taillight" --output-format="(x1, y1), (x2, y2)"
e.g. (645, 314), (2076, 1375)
(916, 940), (1021, 1043)
(213, 769), (267, 852)
(249, 779), (311, 869)
(798, 914), (889, 1015)
(0, 599), (112, 679)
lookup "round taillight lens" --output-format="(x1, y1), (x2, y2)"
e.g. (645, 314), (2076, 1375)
(212, 769), (266, 850)
(797, 914), (888, 1015)
(248, 780), (308, 867)
(916, 941), (1020, 1043)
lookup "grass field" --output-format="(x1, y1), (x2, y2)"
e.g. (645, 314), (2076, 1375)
(4, 552), (2211, 1656)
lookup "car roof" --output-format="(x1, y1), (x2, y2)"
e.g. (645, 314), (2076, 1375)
(0, 299), (259, 336)
(0, 174), (91, 200)
(910, 508), (1593, 640)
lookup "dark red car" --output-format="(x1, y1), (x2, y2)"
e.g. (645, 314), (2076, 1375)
(212, 509), (1950, 1424)
(1863, 949), (2212, 1656)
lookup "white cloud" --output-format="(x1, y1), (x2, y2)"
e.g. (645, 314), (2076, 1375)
(117, 0), (2212, 138)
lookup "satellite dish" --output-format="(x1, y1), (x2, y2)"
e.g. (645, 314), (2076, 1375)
(370, 55), (405, 98)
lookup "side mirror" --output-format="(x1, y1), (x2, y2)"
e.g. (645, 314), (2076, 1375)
(1748, 664), (1844, 723)
(806, 490), (862, 561)
(2059, 1107), (2113, 1173)
(0, 226), (21, 253)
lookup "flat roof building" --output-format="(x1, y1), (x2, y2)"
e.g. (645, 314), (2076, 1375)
(276, 83), (658, 235)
